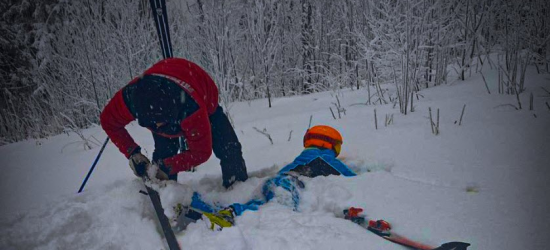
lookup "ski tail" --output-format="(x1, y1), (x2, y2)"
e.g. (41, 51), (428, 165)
(149, 0), (173, 59)
(143, 179), (181, 250)
(432, 242), (470, 250)
(368, 228), (434, 250)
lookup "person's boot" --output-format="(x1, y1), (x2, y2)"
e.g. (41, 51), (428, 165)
(172, 203), (202, 232)
(368, 219), (392, 231)
(203, 206), (236, 231)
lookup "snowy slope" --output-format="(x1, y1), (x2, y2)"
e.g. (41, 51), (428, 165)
(1, 66), (550, 250)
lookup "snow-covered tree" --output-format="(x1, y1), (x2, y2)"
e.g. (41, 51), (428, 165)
(1, 0), (549, 143)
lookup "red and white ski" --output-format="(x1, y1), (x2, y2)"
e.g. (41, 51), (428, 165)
(343, 207), (470, 250)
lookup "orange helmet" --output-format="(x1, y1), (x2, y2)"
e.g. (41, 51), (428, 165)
(303, 125), (343, 156)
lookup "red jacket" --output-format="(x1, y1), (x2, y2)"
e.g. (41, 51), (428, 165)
(100, 58), (219, 174)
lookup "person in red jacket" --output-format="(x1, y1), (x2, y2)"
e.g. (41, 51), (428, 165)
(100, 58), (248, 188)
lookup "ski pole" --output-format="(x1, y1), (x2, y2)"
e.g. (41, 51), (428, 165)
(78, 137), (109, 193)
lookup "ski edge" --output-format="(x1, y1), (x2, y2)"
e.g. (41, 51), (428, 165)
(143, 180), (181, 250)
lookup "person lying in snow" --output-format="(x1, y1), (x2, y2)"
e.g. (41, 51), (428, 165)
(172, 125), (388, 232)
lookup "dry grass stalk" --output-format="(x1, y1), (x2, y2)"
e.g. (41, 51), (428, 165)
(329, 107), (336, 120)
(253, 127), (273, 145)
(374, 109), (378, 130)
(459, 104), (466, 126)
(429, 107), (440, 135)
(480, 72), (491, 94)
(529, 92), (534, 111)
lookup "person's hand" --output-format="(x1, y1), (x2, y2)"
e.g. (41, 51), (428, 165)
(129, 151), (151, 177)
(153, 159), (172, 181)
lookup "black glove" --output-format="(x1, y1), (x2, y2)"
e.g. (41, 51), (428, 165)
(129, 148), (151, 177)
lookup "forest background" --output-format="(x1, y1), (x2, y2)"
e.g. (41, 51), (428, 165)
(1, 0), (549, 144)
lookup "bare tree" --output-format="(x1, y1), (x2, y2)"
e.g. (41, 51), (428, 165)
(2, 0), (549, 143)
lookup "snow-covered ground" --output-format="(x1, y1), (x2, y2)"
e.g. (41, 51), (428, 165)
(1, 66), (549, 250)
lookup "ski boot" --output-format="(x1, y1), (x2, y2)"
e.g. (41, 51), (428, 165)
(343, 207), (367, 225)
(202, 206), (236, 231)
(343, 207), (391, 231)
(368, 219), (391, 231)
(173, 203), (237, 232)
(172, 203), (202, 232)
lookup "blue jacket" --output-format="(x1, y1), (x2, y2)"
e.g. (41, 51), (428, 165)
(278, 148), (356, 177)
(191, 148), (356, 216)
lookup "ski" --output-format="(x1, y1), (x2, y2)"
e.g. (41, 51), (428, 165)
(144, 2), (185, 248)
(149, 0), (188, 151)
(366, 227), (469, 250)
(343, 207), (470, 250)
(149, 0), (173, 59)
(143, 179), (181, 250)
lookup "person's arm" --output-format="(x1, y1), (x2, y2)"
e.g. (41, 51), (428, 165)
(327, 158), (357, 176)
(162, 109), (213, 174)
(278, 149), (315, 174)
(209, 106), (248, 188)
(100, 90), (139, 158)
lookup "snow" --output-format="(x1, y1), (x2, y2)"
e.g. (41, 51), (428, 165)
(1, 66), (550, 250)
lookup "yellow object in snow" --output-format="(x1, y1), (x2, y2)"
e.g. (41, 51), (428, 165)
(202, 210), (234, 230)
